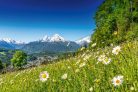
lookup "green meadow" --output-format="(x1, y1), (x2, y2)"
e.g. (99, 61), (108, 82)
(0, 40), (137, 92)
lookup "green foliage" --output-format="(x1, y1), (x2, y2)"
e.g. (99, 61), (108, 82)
(91, 0), (138, 48)
(11, 51), (27, 68)
(0, 48), (16, 65)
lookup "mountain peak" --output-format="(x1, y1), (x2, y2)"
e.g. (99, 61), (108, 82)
(42, 35), (50, 42)
(0, 38), (25, 44)
(41, 34), (65, 42)
(1, 38), (16, 43)
(51, 34), (65, 42)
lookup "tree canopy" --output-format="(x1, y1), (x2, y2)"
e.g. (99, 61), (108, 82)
(11, 51), (27, 68)
(91, 0), (138, 47)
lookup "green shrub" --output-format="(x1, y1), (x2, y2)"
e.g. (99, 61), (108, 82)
(11, 51), (27, 68)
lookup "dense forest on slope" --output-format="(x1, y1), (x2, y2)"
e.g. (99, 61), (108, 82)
(91, 0), (138, 47)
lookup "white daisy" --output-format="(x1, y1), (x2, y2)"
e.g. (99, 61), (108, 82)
(79, 62), (86, 68)
(10, 80), (14, 84)
(75, 60), (80, 65)
(15, 73), (20, 78)
(61, 73), (68, 80)
(68, 66), (71, 69)
(0, 78), (3, 82)
(80, 47), (85, 51)
(98, 54), (106, 62)
(39, 71), (49, 82)
(89, 87), (93, 92)
(110, 43), (114, 46)
(113, 31), (118, 35)
(130, 87), (134, 91)
(75, 69), (80, 73)
(83, 55), (91, 61)
(0, 81), (4, 85)
(112, 46), (121, 55)
(81, 53), (86, 58)
(91, 43), (96, 47)
(103, 57), (111, 65)
(112, 75), (123, 86)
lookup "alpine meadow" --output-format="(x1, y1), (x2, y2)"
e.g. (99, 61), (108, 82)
(0, 0), (138, 92)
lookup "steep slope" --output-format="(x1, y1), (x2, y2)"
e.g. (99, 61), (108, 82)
(0, 40), (137, 92)
(21, 34), (80, 54)
(0, 40), (15, 49)
(21, 41), (80, 54)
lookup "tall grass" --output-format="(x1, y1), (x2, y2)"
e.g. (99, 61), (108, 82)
(0, 40), (138, 92)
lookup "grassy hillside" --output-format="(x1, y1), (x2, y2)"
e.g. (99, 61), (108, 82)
(0, 40), (137, 92)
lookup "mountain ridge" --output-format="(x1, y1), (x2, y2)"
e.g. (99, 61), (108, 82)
(0, 34), (91, 54)
(40, 34), (65, 42)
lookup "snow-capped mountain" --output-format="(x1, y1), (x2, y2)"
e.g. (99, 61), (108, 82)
(0, 38), (25, 49)
(20, 34), (80, 54)
(40, 34), (65, 42)
(76, 36), (91, 47)
(41, 35), (51, 42)
(0, 34), (92, 53)
(50, 34), (65, 42)
(1, 38), (16, 44)
(1, 38), (25, 44)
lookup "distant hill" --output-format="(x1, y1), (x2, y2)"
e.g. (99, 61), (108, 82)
(21, 41), (80, 54)
(0, 40), (15, 49)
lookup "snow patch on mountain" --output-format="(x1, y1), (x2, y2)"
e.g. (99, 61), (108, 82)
(76, 36), (91, 46)
(1, 38), (16, 43)
(50, 34), (65, 42)
(41, 34), (65, 42)
(76, 36), (91, 44)
(0, 38), (25, 44)
(41, 35), (51, 42)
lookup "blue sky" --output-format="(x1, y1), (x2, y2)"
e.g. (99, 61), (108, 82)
(0, 0), (104, 42)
